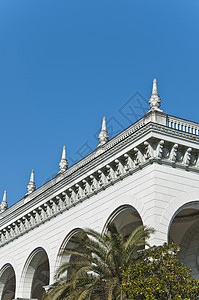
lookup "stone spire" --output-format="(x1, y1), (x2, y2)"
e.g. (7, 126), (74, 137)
(0, 190), (8, 213)
(59, 145), (68, 172)
(27, 169), (36, 194)
(98, 116), (109, 146)
(149, 78), (162, 111)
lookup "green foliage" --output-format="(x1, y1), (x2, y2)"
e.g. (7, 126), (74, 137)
(121, 243), (199, 300)
(43, 223), (154, 300)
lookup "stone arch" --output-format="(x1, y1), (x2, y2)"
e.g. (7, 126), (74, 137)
(101, 194), (144, 234)
(168, 200), (199, 279)
(20, 247), (50, 300)
(53, 219), (89, 275)
(160, 191), (199, 243)
(103, 203), (143, 240)
(177, 220), (199, 279)
(0, 263), (16, 300)
(168, 201), (199, 240)
(56, 228), (83, 269)
(54, 227), (87, 282)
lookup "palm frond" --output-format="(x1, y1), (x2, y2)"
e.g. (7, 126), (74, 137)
(44, 223), (154, 299)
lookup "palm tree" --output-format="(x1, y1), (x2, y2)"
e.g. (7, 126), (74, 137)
(43, 223), (154, 300)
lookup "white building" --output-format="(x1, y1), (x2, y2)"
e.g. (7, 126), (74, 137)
(1, 79), (199, 300)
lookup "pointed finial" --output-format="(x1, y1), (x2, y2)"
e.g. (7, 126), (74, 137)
(59, 145), (68, 172)
(149, 78), (162, 111)
(0, 190), (8, 213)
(102, 116), (107, 131)
(27, 169), (36, 194)
(98, 116), (109, 146)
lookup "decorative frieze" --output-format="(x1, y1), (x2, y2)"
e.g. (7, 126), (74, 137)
(1, 136), (199, 247)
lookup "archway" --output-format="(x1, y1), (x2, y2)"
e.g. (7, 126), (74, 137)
(104, 204), (143, 240)
(0, 264), (16, 300)
(21, 247), (50, 299)
(57, 229), (85, 279)
(169, 203), (199, 279)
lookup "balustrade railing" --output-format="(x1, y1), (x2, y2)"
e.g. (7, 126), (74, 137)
(167, 115), (199, 135)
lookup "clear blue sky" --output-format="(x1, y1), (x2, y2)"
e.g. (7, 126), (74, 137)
(0, 0), (199, 207)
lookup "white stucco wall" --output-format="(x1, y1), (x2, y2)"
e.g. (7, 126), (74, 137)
(1, 161), (199, 298)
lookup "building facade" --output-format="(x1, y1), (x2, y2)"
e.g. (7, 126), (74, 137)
(1, 79), (199, 299)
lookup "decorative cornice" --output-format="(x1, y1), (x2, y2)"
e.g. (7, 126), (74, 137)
(1, 109), (199, 246)
(1, 124), (199, 246)
(0, 117), (147, 223)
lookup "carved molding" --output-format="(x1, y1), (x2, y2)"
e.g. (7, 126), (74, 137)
(1, 135), (199, 247)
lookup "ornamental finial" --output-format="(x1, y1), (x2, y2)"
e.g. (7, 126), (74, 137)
(27, 169), (36, 194)
(0, 190), (8, 213)
(59, 145), (68, 172)
(98, 116), (109, 146)
(149, 78), (162, 111)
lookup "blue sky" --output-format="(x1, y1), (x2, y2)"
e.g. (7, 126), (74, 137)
(0, 0), (199, 207)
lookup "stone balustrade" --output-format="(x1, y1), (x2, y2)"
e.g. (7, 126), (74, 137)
(167, 115), (199, 135)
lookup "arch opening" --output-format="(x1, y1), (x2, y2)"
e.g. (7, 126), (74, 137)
(57, 229), (85, 279)
(104, 205), (143, 240)
(0, 264), (16, 300)
(21, 247), (50, 300)
(169, 204), (199, 279)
